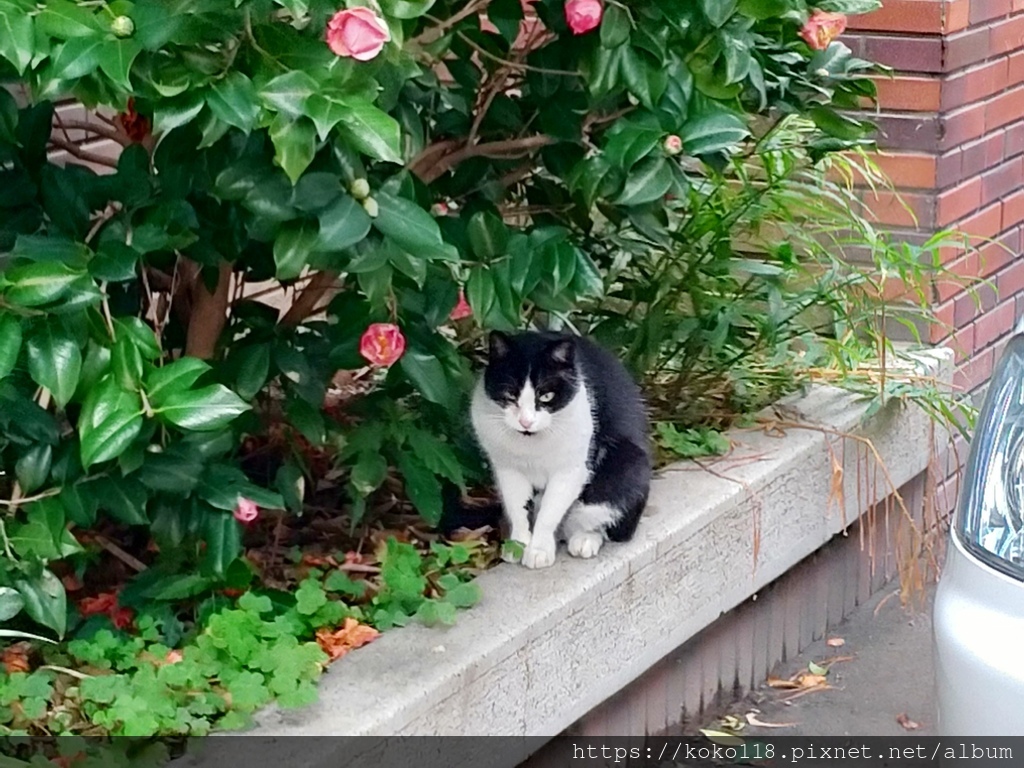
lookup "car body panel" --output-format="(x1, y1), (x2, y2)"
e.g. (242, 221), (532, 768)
(934, 531), (1024, 735)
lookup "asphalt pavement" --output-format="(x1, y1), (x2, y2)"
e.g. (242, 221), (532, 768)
(706, 582), (938, 737)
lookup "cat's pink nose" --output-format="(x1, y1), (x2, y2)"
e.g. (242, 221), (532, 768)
(518, 415), (535, 429)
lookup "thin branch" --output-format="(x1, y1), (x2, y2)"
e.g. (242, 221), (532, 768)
(418, 134), (556, 184)
(412, 0), (489, 45)
(280, 270), (344, 327)
(48, 136), (119, 169)
(455, 30), (578, 76)
(53, 118), (129, 146)
(93, 534), (148, 572)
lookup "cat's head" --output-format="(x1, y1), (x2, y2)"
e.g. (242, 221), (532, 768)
(482, 331), (580, 435)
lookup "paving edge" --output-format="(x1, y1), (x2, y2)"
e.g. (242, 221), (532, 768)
(236, 348), (952, 745)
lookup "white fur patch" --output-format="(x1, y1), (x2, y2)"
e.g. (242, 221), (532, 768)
(567, 531), (603, 559)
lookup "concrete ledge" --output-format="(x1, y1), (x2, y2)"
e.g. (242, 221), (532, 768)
(242, 349), (951, 745)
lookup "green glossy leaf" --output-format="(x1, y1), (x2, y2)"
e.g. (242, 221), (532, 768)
(152, 90), (205, 134)
(26, 321), (82, 408)
(397, 451), (442, 525)
(207, 72), (260, 132)
(94, 475), (149, 525)
(14, 570), (67, 639)
(145, 357), (211, 406)
(116, 317), (162, 359)
(230, 344), (272, 401)
(681, 111), (750, 155)
(48, 34), (106, 81)
(373, 192), (455, 260)
(96, 38), (141, 91)
(700, 0), (738, 26)
(0, 587), (25, 622)
(350, 452), (387, 496)
(270, 114), (317, 185)
(78, 375), (144, 468)
(15, 444), (52, 495)
(111, 334), (143, 391)
(37, 0), (103, 39)
(466, 211), (509, 259)
(600, 2), (631, 47)
(614, 156), (673, 206)
(466, 267), (496, 320)
(400, 349), (451, 407)
(332, 98), (403, 164)
(156, 384), (251, 431)
(259, 70), (319, 119)
(315, 194), (372, 252)
(0, 9), (34, 74)
(0, 313), (23, 379)
(273, 220), (318, 281)
(4, 261), (85, 307)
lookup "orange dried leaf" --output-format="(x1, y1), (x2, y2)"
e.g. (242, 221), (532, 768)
(2, 642), (32, 674)
(794, 672), (827, 689)
(78, 592), (118, 616)
(766, 676), (800, 689)
(896, 712), (921, 731)
(316, 618), (380, 662)
(826, 637), (845, 648)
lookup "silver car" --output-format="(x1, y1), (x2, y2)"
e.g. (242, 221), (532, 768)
(934, 326), (1024, 735)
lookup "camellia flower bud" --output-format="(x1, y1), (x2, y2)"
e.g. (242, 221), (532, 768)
(350, 178), (371, 200)
(450, 289), (473, 321)
(359, 323), (407, 367)
(233, 497), (259, 524)
(564, 0), (603, 35)
(361, 197), (379, 218)
(326, 7), (391, 61)
(111, 15), (134, 38)
(431, 202), (450, 217)
(664, 134), (683, 156)
(799, 10), (847, 51)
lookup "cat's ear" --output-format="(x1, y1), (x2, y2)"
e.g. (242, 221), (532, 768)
(548, 338), (576, 366)
(489, 331), (511, 360)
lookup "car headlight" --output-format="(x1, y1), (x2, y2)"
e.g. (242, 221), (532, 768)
(956, 333), (1024, 580)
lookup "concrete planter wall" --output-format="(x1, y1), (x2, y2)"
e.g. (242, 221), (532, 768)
(204, 347), (952, 760)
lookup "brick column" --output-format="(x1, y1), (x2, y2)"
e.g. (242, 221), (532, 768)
(849, 0), (1024, 385)
(845, 0), (1024, 509)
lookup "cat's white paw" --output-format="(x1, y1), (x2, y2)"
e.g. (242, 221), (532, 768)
(501, 532), (531, 564)
(567, 531), (604, 559)
(521, 538), (557, 569)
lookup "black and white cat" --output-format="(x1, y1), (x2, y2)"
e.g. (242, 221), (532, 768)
(470, 330), (652, 569)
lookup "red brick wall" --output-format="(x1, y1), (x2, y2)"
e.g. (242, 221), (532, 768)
(846, 0), (1024, 511)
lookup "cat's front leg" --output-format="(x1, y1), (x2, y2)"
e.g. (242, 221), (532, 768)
(523, 468), (589, 569)
(494, 467), (534, 563)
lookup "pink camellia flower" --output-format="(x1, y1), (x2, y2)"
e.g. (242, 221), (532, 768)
(359, 322), (407, 367)
(234, 497), (259, 524)
(450, 289), (473, 321)
(326, 7), (391, 61)
(664, 134), (683, 156)
(799, 10), (847, 51)
(564, 0), (602, 35)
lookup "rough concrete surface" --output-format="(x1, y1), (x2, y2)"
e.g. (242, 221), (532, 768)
(708, 583), (938, 737)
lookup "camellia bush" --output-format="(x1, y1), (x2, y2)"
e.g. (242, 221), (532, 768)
(0, 0), (898, 740)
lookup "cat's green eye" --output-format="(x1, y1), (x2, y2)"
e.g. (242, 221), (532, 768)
(538, 392), (555, 404)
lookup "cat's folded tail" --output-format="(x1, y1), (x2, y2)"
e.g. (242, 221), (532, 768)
(438, 482), (503, 537)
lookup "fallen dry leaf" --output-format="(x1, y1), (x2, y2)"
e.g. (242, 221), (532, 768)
(767, 676), (800, 689)
(2, 642), (32, 674)
(316, 618), (380, 662)
(746, 712), (798, 728)
(778, 683), (832, 703)
(826, 637), (845, 648)
(793, 672), (827, 689)
(896, 712), (921, 731)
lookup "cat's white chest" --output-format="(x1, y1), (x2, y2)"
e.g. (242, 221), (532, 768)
(471, 380), (594, 489)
